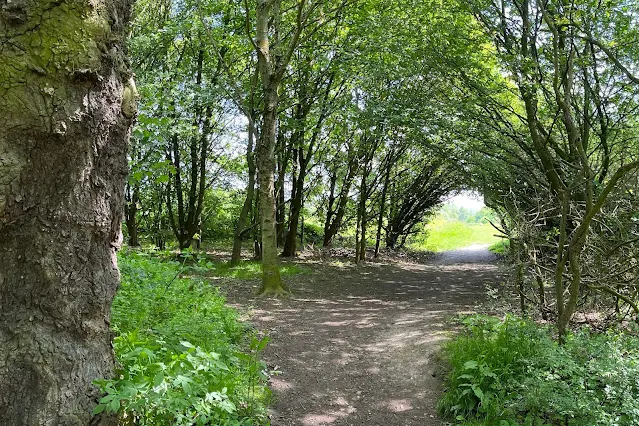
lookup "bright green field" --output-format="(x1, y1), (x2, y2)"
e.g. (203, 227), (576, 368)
(411, 218), (503, 252)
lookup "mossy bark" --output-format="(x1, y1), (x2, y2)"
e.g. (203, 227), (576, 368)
(253, 0), (291, 296)
(0, 0), (133, 423)
(255, 89), (288, 296)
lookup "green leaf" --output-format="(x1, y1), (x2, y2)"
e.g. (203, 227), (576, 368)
(153, 371), (164, 387)
(472, 385), (484, 402)
(463, 360), (479, 370)
(257, 336), (269, 352)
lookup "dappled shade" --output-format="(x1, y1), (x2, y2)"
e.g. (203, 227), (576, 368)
(224, 249), (502, 425)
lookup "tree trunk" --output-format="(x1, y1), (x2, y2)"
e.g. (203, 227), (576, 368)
(358, 176), (367, 262)
(232, 118), (257, 266)
(355, 200), (361, 264)
(0, 0), (133, 423)
(282, 169), (306, 257)
(275, 136), (287, 247)
(256, 89), (287, 295)
(124, 184), (140, 247)
(323, 156), (358, 247)
(374, 165), (391, 257)
(323, 172), (338, 246)
(511, 239), (526, 315)
(386, 231), (399, 250)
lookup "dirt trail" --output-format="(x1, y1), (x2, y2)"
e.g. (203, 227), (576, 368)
(224, 246), (502, 426)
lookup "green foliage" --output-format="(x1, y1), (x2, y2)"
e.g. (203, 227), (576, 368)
(201, 189), (245, 242)
(411, 218), (502, 252)
(94, 250), (270, 425)
(302, 220), (324, 245)
(439, 315), (639, 425)
(488, 239), (510, 255)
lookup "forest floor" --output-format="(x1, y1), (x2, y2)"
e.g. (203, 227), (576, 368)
(221, 245), (504, 426)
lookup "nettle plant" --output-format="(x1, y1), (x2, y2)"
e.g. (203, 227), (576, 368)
(93, 251), (271, 425)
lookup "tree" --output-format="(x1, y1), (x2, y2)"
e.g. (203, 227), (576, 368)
(0, 0), (134, 422)
(464, 0), (639, 340)
(248, 0), (349, 294)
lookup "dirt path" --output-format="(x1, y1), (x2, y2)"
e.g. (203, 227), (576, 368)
(224, 247), (503, 426)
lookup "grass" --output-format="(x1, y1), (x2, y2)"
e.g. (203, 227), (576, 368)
(208, 260), (309, 280)
(411, 218), (503, 252)
(127, 247), (310, 280)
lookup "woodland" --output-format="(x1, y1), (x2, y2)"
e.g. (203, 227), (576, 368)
(0, 0), (638, 424)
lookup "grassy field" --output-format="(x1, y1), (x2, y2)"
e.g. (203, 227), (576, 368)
(411, 218), (503, 252)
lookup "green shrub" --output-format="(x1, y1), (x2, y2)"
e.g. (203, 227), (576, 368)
(94, 250), (270, 425)
(439, 315), (639, 425)
(302, 220), (324, 245)
(488, 239), (510, 255)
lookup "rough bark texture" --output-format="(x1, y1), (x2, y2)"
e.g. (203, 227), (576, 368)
(0, 0), (133, 423)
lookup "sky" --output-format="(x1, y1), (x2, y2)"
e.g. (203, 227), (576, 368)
(446, 191), (485, 212)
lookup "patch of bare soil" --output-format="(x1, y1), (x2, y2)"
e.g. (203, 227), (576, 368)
(222, 247), (503, 426)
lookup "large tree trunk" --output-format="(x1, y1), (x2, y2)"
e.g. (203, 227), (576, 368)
(0, 0), (133, 423)
(256, 88), (287, 295)
(253, 0), (296, 296)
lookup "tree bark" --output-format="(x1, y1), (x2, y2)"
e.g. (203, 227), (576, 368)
(323, 153), (358, 247)
(374, 165), (391, 257)
(357, 174), (368, 262)
(231, 117), (257, 266)
(282, 169), (306, 257)
(256, 88), (287, 294)
(252, 0), (303, 295)
(0, 0), (133, 423)
(124, 184), (140, 247)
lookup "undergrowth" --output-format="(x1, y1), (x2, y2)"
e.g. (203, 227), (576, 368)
(488, 239), (510, 255)
(195, 258), (309, 280)
(148, 248), (309, 280)
(439, 315), (639, 425)
(93, 250), (270, 425)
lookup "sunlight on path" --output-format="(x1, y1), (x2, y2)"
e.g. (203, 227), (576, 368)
(227, 248), (503, 426)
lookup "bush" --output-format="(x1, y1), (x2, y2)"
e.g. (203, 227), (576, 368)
(439, 315), (639, 425)
(94, 250), (270, 425)
(201, 189), (244, 243)
(302, 220), (324, 245)
(488, 239), (510, 255)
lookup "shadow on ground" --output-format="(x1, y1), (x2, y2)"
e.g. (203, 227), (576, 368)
(223, 248), (504, 426)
